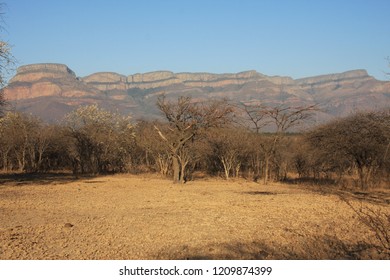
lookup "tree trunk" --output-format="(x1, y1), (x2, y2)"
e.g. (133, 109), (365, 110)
(357, 165), (373, 190)
(180, 160), (188, 184)
(37, 149), (43, 172)
(172, 156), (181, 183)
(264, 156), (270, 184)
(221, 157), (231, 180)
(2, 150), (10, 171)
(145, 150), (150, 166)
(234, 162), (241, 178)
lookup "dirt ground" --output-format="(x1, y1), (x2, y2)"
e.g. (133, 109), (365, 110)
(0, 173), (389, 260)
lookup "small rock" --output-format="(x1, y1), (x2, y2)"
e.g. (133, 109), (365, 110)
(64, 223), (74, 228)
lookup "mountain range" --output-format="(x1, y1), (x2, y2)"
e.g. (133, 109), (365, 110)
(3, 63), (390, 125)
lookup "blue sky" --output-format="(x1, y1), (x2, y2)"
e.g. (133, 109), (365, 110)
(3, 0), (390, 80)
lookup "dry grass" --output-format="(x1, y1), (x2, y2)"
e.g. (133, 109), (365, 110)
(0, 173), (389, 260)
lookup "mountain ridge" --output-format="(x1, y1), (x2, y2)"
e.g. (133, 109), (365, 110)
(3, 63), (390, 124)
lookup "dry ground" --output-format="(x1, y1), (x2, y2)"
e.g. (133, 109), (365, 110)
(0, 173), (389, 260)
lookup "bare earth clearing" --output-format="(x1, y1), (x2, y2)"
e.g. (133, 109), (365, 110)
(0, 174), (389, 260)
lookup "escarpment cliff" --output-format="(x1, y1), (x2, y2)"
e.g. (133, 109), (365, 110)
(3, 63), (390, 123)
(83, 70), (268, 90)
(296, 69), (372, 86)
(5, 63), (98, 100)
(12, 63), (76, 83)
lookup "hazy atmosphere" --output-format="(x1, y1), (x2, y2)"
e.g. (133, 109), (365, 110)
(5, 0), (390, 79)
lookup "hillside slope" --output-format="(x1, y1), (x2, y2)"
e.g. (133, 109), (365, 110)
(3, 63), (390, 123)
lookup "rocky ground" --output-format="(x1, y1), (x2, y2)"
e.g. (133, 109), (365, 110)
(0, 173), (389, 260)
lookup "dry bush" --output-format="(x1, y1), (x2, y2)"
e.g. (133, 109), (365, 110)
(63, 105), (135, 174)
(305, 110), (390, 189)
(340, 197), (390, 256)
(206, 127), (250, 180)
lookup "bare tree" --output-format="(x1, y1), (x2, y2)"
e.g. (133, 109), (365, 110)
(155, 95), (233, 184)
(239, 102), (317, 184)
(239, 103), (270, 133)
(0, 112), (44, 172)
(135, 120), (173, 175)
(207, 127), (250, 179)
(0, 41), (13, 87)
(265, 104), (318, 133)
(340, 196), (390, 256)
(0, 87), (5, 116)
(0, 4), (16, 116)
(261, 104), (318, 183)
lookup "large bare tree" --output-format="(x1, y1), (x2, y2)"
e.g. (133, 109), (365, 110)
(155, 95), (233, 184)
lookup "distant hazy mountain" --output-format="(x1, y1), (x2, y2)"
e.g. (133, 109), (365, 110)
(3, 63), (390, 125)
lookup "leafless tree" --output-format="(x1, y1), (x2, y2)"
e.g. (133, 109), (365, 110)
(135, 120), (173, 175)
(155, 95), (234, 183)
(340, 196), (390, 256)
(0, 89), (5, 116)
(207, 128), (250, 179)
(265, 105), (318, 133)
(0, 4), (16, 116)
(238, 102), (318, 184)
(234, 102), (269, 133)
(0, 112), (46, 171)
(261, 104), (318, 183)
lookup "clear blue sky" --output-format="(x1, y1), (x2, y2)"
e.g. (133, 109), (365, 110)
(3, 0), (390, 80)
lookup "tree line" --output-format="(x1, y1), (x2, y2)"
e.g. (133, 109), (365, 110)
(0, 95), (389, 189)
(1, 5), (388, 189)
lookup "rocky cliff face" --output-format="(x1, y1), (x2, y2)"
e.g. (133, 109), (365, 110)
(82, 70), (267, 90)
(296, 69), (371, 86)
(11, 63), (76, 82)
(3, 63), (390, 123)
(4, 63), (98, 100)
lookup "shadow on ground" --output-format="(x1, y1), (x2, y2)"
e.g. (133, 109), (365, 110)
(0, 172), (97, 187)
(284, 178), (390, 205)
(155, 235), (389, 260)
(241, 191), (278, 196)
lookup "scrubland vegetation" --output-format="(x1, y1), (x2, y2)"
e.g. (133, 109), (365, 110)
(1, 96), (390, 190)
(0, 96), (389, 259)
(0, 4), (389, 260)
